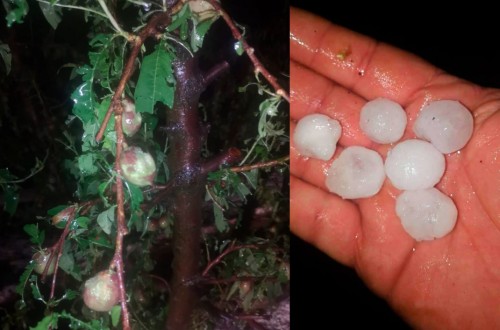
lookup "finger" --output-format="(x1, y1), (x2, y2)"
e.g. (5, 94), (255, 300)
(290, 175), (360, 266)
(291, 60), (373, 148)
(290, 7), (441, 104)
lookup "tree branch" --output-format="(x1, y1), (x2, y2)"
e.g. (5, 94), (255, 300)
(206, 0), (289, 102)
(230, 155), (289, 173)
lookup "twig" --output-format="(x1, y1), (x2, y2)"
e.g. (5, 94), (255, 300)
(230, 155), (289, 173)
(35, 0), (108, 19)
(97, 0), (127, 35)
(46, 206), (77, 300)
(206, 0), (289, 102)
(95, 12), (172, 142)
(201, 242), (260, 277)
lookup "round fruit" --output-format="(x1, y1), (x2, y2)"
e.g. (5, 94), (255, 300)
(120, 147), (156, 187)
(33, 249), (56, 275)
(82, 271), (120, 312)
(122, 98), (142, 137)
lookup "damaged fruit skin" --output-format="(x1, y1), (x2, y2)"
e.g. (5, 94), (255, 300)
(120, 147), (156, 187)
(33, 249), (56, 275)
(83, 271), (120, 312)
(122, 98), (142, 137)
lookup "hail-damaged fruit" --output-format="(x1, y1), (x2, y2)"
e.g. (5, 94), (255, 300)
(83, 271), (120, 312)
(51, 205), (76, 226)
(188, 0), (218, 22)
(122, 98), (142, 137)
(33, 249), (56, 275)
(120, 147), (156, 187)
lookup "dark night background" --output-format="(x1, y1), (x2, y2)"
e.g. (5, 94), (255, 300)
(290, 2), (500, 329)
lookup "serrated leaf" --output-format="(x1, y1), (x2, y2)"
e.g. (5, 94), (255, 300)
(213, 206), (227, 232)
(23, 224), (44, 245)
(241, 169), (258, 189)
(30, 314), (57, 330)
(236, 182), (251, 200)
(97, 205), (116, 235)
(63, 289), (78, 300)
(78, 153), (99, 177)
(0, 42), (12, 75)
(191, 19), (214, 52)
(96, 98), (114, 134)
(134, 47), (174, 113)
(71, 82), (94, 123)
(126, 183), (143, 211)
(16, 262), (35, 296)
(38, 2), (61, 30)
(4, 0), (29, 27)
(3, 184), (19, 216)
(30, 282), (43, 301)
(75, 216), (90, 229)
(111, 305), (121, 327)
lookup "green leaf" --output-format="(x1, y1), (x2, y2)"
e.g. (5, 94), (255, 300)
(97, 205), (116, 235)
(191, 18), (215, 52)
(30, 282), (43, 302)
(38, 2), (61, 30)
(16, 262), (34, 296)
(241, 169), (259, 189)
(111, 305), (121, 327)
(78, 153), (99, 177)
(0, 42), (12, 75)
(75, 216), (90, 229)
(213, 206), (227, 232)
(82, 122), (99, 152)
(71, 81), (94, 123)
(96, 98), (114, 134)
(236, 182), (251, 200)
(23, 224), (44, 245)
(3, 184), (19, 216)
(134, 47), (174, 113)
(126, 183), (143, 211)
(30, 314), (58, 330)
(4, 0), (29, 27)
(59, 246), (78, 280)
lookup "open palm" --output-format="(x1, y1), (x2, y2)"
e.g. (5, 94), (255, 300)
(290, 7), (500, 329)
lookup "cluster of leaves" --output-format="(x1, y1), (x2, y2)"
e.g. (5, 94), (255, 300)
(4, 0), (289, 328)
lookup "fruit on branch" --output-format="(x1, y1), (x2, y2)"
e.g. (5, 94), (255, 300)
(120, 146), (157, 187)
(33, 249), (56, 275)
(83, 270), (120, 312)
(122, 98), (142, 137)
(51, 205), (76, 226)
(188, 0), (218, 22)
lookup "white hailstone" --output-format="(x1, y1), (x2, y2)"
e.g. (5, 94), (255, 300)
(385, 139), (445, 190)
(360, 98), (407, 144)
(413, 100), (474, 154)
(326, 146), (385, 199)
(396, 188), (458, 241)
(293, 114), (342, 161)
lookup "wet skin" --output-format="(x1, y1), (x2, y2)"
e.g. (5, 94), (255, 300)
(290, 7), (500, 329)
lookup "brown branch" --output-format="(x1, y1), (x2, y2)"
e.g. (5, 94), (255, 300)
(95, 12), (172, 142)
(201, 242), (260, 277)
(45, 206), (77, 300)
(206, 0), (289, 103)
(230, 155), (289, 173)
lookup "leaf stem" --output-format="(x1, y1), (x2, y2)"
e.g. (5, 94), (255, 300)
(35, 0), (108, 19)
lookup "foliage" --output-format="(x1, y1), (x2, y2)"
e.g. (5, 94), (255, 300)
(3, 0), (288, 328)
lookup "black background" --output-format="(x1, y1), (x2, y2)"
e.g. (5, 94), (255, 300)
(290, 2), (500, 328)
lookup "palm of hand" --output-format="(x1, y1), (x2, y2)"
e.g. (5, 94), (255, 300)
(291, 8), (500, 329)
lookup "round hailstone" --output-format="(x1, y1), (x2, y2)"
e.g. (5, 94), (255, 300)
(360, 98), (407, 144)
(396, 188), (458, 241)
(413, 100), (473, 154)
(293, 114), (341, 161)
(385, 139), (445, 190)
(326, 146), (385, 199)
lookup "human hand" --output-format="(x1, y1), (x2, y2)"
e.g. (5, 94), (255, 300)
(290, 7), (500, 329)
